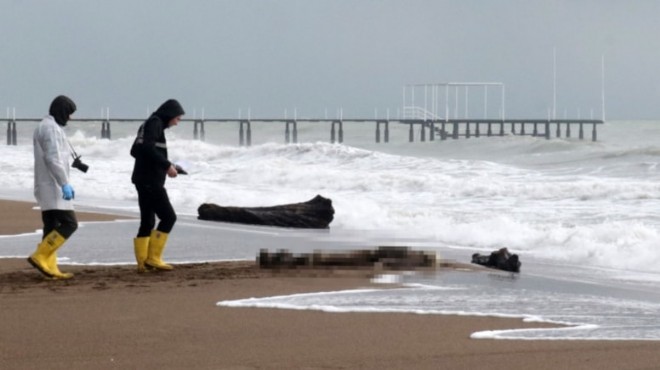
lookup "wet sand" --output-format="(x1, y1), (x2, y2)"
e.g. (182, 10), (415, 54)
(0, 199), (126, 235)
(2, 199), (660, 369)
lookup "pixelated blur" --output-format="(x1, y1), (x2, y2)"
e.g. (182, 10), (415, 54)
(257, 246), (437, 271)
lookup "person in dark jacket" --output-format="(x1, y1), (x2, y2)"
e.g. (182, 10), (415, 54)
(130, 99), (185, 273)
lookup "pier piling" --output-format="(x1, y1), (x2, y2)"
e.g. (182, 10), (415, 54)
(592, 123), (597, 141)
(375, 120), (389, 143)
(579, 123), (584, 140)
(331, 120), (343, 144)
(193, 120), (206, 141)
(239, 120), (251, 146)
(101, 120), (111, 139)
(6, 120), (16, 145)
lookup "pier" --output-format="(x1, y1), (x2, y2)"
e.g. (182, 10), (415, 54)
(1, 80), (607, 146)
(2, 117), (603, 146)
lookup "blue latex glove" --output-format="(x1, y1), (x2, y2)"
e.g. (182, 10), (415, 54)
(62, 184), (75, 200)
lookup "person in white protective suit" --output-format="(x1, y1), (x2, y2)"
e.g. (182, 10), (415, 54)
(28, 95), (79, 279)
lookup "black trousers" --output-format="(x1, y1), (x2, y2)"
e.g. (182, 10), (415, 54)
(135, 184), (177, 237)
(42, 210), (78, 239)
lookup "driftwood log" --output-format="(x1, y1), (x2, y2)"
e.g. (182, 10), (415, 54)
(259, 246), (437, 270)
(197, 195), (334, 229)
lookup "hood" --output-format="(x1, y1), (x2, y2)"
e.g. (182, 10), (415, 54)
(49, 95), (77, 126)
(153, 99), (185, 128)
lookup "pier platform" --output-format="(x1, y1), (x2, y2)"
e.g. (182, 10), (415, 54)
(2, 117), (604, 146)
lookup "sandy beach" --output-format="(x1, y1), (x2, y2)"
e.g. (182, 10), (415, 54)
(2, 200), (660, 369)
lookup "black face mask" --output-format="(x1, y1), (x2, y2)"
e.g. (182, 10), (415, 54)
(49, 95), (77, 126)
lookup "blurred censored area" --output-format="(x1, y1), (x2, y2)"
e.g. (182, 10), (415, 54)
(258, 246), (437, 271)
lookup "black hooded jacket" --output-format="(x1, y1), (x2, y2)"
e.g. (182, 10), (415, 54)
(131, 99), (185, 187)
(49, 95), (77, 126)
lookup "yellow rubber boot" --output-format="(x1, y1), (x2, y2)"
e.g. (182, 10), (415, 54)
(133, 236), (150, 273)
(47, 252), (74, 280)
(27, 230), (67, 278)
(145, 230), (173, 271)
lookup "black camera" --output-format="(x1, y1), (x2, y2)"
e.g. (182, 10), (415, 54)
(72, 156), (89, 173)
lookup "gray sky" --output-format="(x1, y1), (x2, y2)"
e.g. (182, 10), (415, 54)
(1, 0), (659, 120)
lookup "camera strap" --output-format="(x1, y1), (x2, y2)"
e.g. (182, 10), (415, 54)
(66, 139), (80, 160)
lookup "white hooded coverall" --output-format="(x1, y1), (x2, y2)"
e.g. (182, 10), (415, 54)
(33, 115), (73, 211)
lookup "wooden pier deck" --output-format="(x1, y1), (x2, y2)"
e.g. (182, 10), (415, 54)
(2, 117), (604, 146)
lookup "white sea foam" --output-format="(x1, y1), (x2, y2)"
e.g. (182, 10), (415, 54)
(371, 274), (402, 284)
(216, 270), (660, 340)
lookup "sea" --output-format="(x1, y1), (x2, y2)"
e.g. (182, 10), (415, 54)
(3, 118), (660, 341)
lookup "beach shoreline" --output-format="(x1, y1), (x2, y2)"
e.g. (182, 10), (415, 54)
(2, 199), (660, 369)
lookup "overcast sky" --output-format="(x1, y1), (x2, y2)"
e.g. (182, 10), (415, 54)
(1, 0), (659, 120)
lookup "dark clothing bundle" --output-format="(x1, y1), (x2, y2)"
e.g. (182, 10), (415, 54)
(471, 247), (521, 273)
